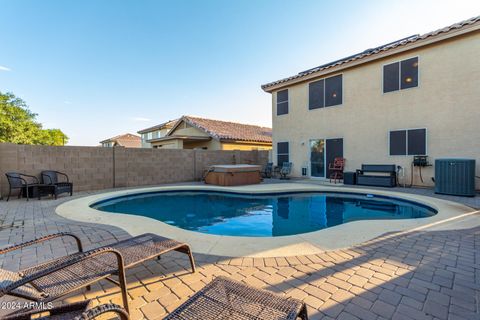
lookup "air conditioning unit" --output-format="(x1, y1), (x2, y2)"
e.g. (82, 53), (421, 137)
(434, 159), (476, 197)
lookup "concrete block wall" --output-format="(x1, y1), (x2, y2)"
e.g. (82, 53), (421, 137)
(124, 148), (195, 187)
(0, 143), (269, 197)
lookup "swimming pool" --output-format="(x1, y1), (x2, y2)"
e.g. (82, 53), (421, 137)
(92, 191), (437, 237)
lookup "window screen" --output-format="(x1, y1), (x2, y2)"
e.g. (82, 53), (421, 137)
(401, 57), (419, 90)
(407, 128), (426, 155)
(389, 128), (426, 155)
(389, 130), (407, 155)
(384, 57), (419, 93)
(325, 75), (343, 107)
(276, 89), (289, 115)
(383, 62), (400, 93)
(308, 80), (324, 110)
(277, 142), (289, 166)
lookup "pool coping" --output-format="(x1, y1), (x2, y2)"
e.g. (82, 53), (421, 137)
(56, 183), (476, 258)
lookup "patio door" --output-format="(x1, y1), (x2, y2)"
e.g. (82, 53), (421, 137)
(310, 138), (343, 178)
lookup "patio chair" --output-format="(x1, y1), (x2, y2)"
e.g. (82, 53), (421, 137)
(279, 162), (293, 180)
(3, 300), (129, 320)
(262, 162), (274, 178)
(4, 172), (40, 201)
(41, 170), (73, 199)
(328, 157), (345, 184)
(0, 233), (196, 314)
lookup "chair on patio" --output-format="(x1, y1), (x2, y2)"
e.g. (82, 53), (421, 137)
(328, 157), (345, 184)
(5, 172), (40, 201)
(41, 170), (73, 199)
(0, 233), (196, 314)
(165, 276), (309, 320)
(262, 162), (274, 178)
(3, 300), (129, 320)
(279, 162), (293, 180)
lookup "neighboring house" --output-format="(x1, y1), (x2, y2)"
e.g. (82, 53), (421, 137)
(100, 133), (141, 148)
(261, 16), (480, 187)
(144, 115), (272, 150)
(137, 120), (177, 148)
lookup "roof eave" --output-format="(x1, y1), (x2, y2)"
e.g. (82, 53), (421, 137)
(219, 139), (272, 145)
(261, 23), (480, 93)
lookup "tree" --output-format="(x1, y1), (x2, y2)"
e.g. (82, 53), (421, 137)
(0, 92), (69, 145)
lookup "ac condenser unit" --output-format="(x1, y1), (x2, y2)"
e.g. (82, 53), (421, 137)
(434, 159), (476, 197)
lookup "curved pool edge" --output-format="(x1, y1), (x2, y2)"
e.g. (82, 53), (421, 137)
(56, 183), (475, 258)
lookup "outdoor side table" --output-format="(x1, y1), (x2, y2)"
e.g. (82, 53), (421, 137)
(27, 184), (56, 199)
(164, 276), (308, 320)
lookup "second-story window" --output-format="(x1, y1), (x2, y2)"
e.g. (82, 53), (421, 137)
(276, 89), (289, 115)
(383, 57), (418, 93)
(309, 74), (343, 110)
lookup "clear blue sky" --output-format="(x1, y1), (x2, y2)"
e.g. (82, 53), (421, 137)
(1, 0), (478, 145)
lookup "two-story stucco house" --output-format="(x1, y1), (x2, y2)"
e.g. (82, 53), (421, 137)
(137, 120), (177, 148)
(262, 16), (480, 188)
(99, 133), (141, 148)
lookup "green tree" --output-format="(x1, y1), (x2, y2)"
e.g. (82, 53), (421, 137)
(0, 92), (68, 145)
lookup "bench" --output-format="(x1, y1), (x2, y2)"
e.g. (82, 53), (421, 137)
(356, 164), (397, 187)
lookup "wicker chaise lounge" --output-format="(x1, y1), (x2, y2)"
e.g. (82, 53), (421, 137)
(3, 300), (129, 320)
(0, 233), (196, 314)
(165, 276), (309, 320)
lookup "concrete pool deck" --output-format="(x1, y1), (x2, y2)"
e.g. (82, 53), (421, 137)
(56, 183), (476, 258)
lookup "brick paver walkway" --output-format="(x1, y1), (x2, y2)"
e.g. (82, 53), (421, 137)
(0, 190), (478, 320)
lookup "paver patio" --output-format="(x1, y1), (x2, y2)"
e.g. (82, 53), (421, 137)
(0, 186), (478, 320)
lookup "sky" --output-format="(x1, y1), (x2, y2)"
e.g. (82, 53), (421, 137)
(0, 0), (479, 146)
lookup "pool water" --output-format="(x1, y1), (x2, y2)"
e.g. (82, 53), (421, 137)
(92, 191), (437, 237)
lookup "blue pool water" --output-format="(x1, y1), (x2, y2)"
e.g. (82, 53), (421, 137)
(92, 191), (437, 237)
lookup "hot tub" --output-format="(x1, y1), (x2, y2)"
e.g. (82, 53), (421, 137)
(204, 164), (261, 186)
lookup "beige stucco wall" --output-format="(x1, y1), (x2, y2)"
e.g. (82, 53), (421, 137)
(270, 32), (480, 188)
(154, 139), (183, 149)
(221, 142), (272, 151)
(173, 123), (210, 137)
(183, 139), (221, 150)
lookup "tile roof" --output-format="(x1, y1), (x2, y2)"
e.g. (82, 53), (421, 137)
(171, 116), (272, 143)
(100, 133), (141, 148)
(262, 15), (480, 91)
(137, 119), (178, 134)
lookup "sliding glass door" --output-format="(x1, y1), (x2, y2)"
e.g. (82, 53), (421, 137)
(310, 140), (325, 177)
(310, 138), (343, 178)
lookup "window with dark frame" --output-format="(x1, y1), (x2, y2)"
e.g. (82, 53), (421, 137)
(277, 142), (289, 166)
(309, 74), (343, 109)
(389, 128), (426, 155)
(383, 57), (418, 93)
(276, 89), (289, 115)
(389, 130), (406, 155)
(325, 75), (342, 107)
(308, 80), (324, 109)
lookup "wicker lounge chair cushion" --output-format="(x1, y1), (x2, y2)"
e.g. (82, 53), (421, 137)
(165, 276), (306, 320)
(108, 233), (187, 268)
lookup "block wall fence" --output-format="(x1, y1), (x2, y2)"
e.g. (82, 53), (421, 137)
(0, 143), (270, 196)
